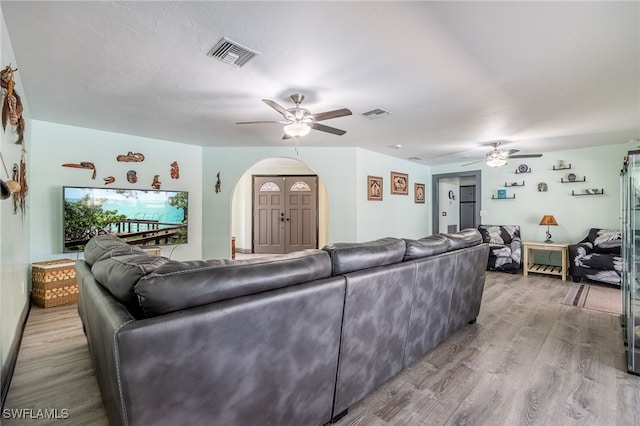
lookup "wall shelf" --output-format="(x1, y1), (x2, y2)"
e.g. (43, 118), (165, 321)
(515, 169), (531, 174)
(492, 194), (516, 199)
(561, 176), (586, 183)
(553, 164), (572, 171)
(572, 189), (604, 196)
(505, 181), (525, 187)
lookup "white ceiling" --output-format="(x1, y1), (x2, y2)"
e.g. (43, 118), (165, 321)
(2, 1), (638, 165)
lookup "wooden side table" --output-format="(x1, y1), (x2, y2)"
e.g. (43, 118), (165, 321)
(522, 241), (568, 281)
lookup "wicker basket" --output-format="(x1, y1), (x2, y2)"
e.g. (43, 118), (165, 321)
(32, 259), (78, 308)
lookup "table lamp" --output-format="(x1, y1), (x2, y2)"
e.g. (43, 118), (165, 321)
(539, 215), (558, 243)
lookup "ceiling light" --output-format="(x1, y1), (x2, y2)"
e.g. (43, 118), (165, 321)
(284, 123), (311, 138)
(486, 157), (507, 167)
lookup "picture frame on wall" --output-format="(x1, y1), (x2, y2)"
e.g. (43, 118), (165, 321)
(415, 183), (425, 203)
(367, 175), (383, 201)
(390, 171), (409, 195)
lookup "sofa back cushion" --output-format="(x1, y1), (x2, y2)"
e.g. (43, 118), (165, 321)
(446, 228), (483, 251)
(478, 225), (520, 245)
(135, 249), (332, 317)
(587, 228), (621, 254)
(84, 234), (147, 266)
(91, 254), (169, 317)
(322, 237), (406, 275)
(403, 234), (450, 261)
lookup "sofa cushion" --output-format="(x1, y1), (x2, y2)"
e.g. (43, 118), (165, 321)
(587, 228), (621, 254)
(135, 249), (332, 317)
(478, 225), (519, 245)
(446, 228), (483, 251)
(91, 253), (169, 315)
(403, 234), (450, 261)
(322, 237), (406, 275)
(84, 234), (146, 266)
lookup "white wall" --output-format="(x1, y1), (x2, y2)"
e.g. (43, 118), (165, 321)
(0, 5), (30, 388)
(29, 120), (203, 262)
(432, 142), (630, 243)
(438, 179), (461, 233)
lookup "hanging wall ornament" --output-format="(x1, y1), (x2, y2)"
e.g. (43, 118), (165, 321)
(12, 149), (28, 218)
(170, 161), (180, 179)
(0, 65), (25, 145)
(116, 152), (145, 162)
(151, 175), (161, 189)
(126, 170), (137, 183)
(215, 172), (221, 193)
(62, 162), (96, 179)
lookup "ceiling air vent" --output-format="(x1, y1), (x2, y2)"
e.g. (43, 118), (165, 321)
(362, 108), (391, 119)
(208, 37), (259, 67)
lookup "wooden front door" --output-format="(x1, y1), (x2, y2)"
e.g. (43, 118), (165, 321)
(253, 175), (318, 254)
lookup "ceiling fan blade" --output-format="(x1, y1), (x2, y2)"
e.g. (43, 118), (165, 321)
(310, 108), (352, 122)
(510, 154), (543, 158)
(282, 133), (292, 140)
(506, 149), (520, 155)
(235, 120), (287, 124)
(262, 99), (295, 120)
(461, 160), (483, 167)
(309, 122), (346, 136)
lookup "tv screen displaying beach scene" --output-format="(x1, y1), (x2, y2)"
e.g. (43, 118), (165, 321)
(63, 186), (188, 252)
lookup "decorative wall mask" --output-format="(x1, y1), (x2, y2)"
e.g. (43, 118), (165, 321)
(116, 152), (145, 162)
(103, 176), (115, 185)
(215, 172), (221, 193)
(170, 161), (180, 179)
(0, 65), (25, 145)
(151, 175), (161, 189)
(126, 170), (137, 183)
(62, 162), (96, 179)
(12, 154), (27, 217)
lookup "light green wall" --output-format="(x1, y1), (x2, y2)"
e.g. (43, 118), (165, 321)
(202, 146), (435, 259)
(0, 5), (30, 386)
(355, 149), (432, 241)
(432, 142), (629, 244)
(29, 120), (204, 262)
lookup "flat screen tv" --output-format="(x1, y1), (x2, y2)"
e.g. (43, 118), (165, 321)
(63, 186), (188, 253)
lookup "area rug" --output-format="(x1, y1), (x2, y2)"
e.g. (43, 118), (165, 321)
(562, 282), (622, 315)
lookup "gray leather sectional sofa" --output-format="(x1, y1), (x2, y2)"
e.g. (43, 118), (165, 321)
(76, 229), (489, 426)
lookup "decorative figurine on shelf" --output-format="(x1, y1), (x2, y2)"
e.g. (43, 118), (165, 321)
(170, 161), (180, 179)
(215, 172), (221, 193)
(62, 162), (97, 179)
(116, 152), (145, 162)
(151, 175), (161, 189)
(126, 170), (137, 184)
(103, 176), (115, 185)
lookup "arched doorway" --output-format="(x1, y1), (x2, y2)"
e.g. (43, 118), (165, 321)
(231, 157), (329, 254)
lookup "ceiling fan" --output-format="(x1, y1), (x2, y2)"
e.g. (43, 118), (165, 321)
(236, 94), (352, 139)
(461, 141), (542, 167)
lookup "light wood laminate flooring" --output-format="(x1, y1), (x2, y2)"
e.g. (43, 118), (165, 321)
(4, 272), (640, 425)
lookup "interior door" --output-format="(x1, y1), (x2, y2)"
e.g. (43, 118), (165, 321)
(253, 175), (318, 254)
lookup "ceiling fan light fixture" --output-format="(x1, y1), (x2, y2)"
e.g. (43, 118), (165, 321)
(486, 157), (507, 167)
(284, 122), (311, 138)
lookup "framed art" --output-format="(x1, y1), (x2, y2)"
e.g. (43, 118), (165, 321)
(367, 175), (383, 201)
(390, 171), (409, 195)
(415, 183), (425, 203)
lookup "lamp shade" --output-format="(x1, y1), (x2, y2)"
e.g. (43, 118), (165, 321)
(539, 215), (558, 226)
(283, 122), (311, 138)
